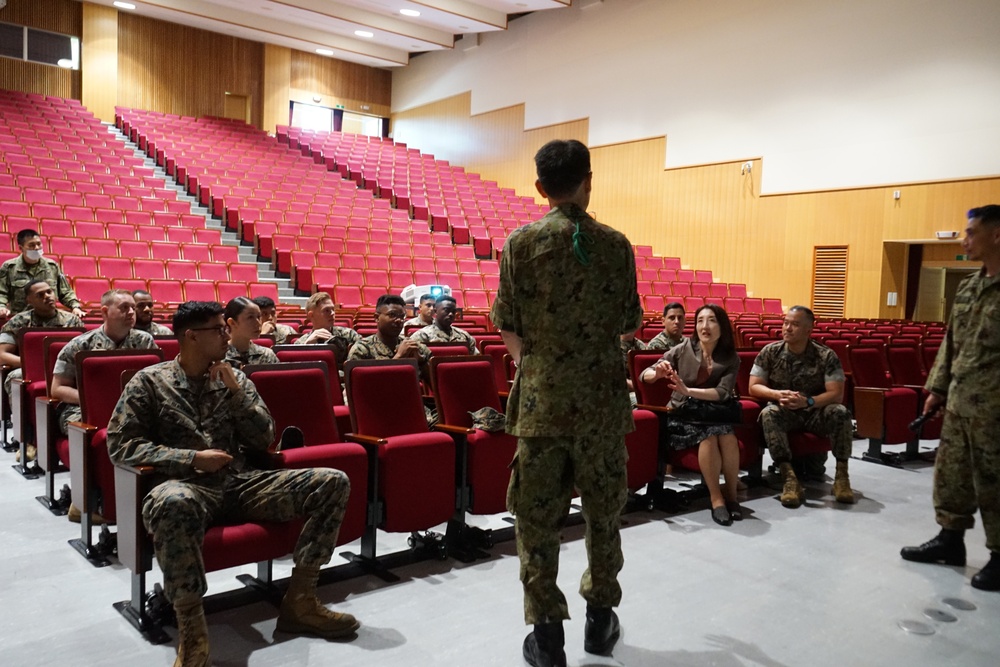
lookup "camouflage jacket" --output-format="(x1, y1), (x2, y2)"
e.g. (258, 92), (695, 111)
(490, 203), (643, 437)
(0, 256), (81, 314)
(403, 315), (433, 331)
(0, 309), (83, 347)
(646, 331), (685, 351)
(348, 333), (431, 364)
(136, 320), (173, 336)
(271, 322), (297, 345)
(750, 340), (845, 400)
(294, 325), (361, 365)
(53, 326), (158, 382)
(225, 342), (278, 369)
(410, 322), (479, 354)
(926, 267), (1000, 418)
(107, 360), (275, 481)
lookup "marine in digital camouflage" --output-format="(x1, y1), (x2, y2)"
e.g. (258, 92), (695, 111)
(409, 322), (479, 354)
(293, 325), (361, 365)
(52, 326), (157, 434)
(135, 320), (173, 337)
(0, 308), (83, 396)
(645, 331), (685, 351)
(750, 340), (852, 461)
(491, 198), (643, 625)
(348, 332), (431, 365)
(403, 315), (433, 331)
(106, 359), (350, 602)
(225, 341), (278, 369)
(0, 255), (81, 315)
(925, 267), (1000, 549)
(270, 322), (297, 345)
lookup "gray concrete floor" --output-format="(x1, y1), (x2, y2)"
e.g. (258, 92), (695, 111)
(1, 438), (997, 667)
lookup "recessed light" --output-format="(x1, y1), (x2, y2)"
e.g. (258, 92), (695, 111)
(316, 48), (334, 56)
(113, 1), (136, 9)
(458, 25), (469, 30)
(354, 30), (374, 38)
(400, 8), (420, 17)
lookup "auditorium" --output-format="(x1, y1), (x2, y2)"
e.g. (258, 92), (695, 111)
(1, 1), (998, 665)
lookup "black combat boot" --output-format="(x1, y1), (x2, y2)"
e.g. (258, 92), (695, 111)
(900, 528), (966, 566)
(583, 605), (620, 655)
(971, 552), (1000, 591)
(522, 622), (566, 667)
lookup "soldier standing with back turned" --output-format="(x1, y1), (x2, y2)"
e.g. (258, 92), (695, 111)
(492, 139), (643, 667)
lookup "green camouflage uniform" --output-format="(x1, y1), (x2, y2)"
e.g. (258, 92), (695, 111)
(403, 315), (433, 331)
(225, 342), (278, 369)
(646, 331), (685, 351)
(347, 333), (431, 365)
(925, 268), (1000, 551)
(271, 322), (297, 345)
(0, 308), (83, 396)
(491, 203), (643, 625)
(410, 322), (479, 354)
(294, 325), (361, 366)
(750, 340), (852, 461)
(52, 327), (158, 434)
(135, 320), (173, 337)
(107, 360), (350, 603)
(0, 255), (82, 315)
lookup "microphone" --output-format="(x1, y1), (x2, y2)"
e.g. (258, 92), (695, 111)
(909, 405), (941, 432)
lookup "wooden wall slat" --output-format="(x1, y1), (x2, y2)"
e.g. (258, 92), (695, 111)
(0, 0), (81, 36)
(289, 51), (390, 118)
(0, 0), (80, 98)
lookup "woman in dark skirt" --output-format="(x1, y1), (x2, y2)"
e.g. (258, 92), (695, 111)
(639, 304), (742, 525)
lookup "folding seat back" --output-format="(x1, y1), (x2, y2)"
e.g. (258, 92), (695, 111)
(429, 356), (514, 515)
(244, 362), (367, 545)
(629, 349), (673, 407)
(272, 345), (349, 434)
(850, 345), (919, 457)
(68, 350), (164, 550)
(887, 345), (926, 386)
(343, 359), (456, 537)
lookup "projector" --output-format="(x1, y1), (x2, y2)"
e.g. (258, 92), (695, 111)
(400, 283), (451, 306)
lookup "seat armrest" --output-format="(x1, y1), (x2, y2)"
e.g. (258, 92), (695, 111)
(113, 462), (155, 573)
(345, 433), (389, 448)
(34, 396), (61, 471)
(635, 403), (673, 415)
(853, 387), (888, 438)
(67, 421), (99, 513)
(433, 423), (475, 436)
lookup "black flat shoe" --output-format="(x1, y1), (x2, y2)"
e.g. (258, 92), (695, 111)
(725, 500), (743, 521)
(711, 505), (732, 526)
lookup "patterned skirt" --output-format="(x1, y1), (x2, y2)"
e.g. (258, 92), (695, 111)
(661, 418), (735, 451)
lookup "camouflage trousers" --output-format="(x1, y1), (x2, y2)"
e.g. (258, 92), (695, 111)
(759, 403), (853, 462)
(143, 467), (350, 603)
(508, 434), (628, 625)
(933, 410), (1000, 552)
(57, 403), (81, 435)
(3, 367), (20, 400)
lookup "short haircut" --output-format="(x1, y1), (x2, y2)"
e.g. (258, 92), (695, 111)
(305, 292), (332, 312)
(24, 278), (50, 297)
(16, 229), (39, 246)
(252, 295), (276, 310)
(663, 302), (685, 316)
(419, 293), (436, 303)
(692, 304), (736, 360)
(788, 305), (816, 324)
(435, 295), (457, 308)
(534, 140), (591, 199)
(969, 205), (1000, 227)
(376, 294), (406, 311)
(132, 289), (152, 299)
(100, 289), (133, 307)
(224, 296), (255, 321)
(172, 301), (224, 339)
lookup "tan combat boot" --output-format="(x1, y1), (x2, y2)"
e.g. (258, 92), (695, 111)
(779, 462), (804, 508)
(833, 460), (856, 504)
(173, 596), (210, 667)
(276, 565), (361, 638)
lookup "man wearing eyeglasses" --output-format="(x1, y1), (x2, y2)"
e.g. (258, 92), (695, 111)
(107, 301), (360, 666)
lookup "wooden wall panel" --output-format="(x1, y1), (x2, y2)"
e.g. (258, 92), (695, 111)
(81, 3), (116, 123)
(117, 13), (264, 128)
(289, 51), (390, 118)
(0, 0), (80, 98)
(0, 0), (81, 36)
(391, 92), (1000, 318)
(262, 44), (291, 134)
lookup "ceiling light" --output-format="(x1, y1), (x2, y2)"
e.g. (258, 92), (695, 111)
(316, 48), (334, 56)
(57, 58), (74, 68)
(400, 9), (420, 17)
(354, 30), (374, 38)
(113, 1), (136, 9)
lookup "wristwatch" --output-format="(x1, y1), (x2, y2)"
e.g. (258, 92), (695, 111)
(806, 396), (815, 408)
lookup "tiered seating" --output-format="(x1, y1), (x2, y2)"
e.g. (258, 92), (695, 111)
(0, 90), (271, 306)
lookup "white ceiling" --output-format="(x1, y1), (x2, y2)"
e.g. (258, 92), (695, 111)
(88, 0), (571, 69)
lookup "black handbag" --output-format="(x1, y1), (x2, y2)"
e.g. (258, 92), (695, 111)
(669, 395), (742, 425)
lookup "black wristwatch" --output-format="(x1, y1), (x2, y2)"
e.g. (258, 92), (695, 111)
(806, 396), (815, 408)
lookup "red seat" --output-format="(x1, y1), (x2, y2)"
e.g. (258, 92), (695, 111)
(273, 345), (351, 435)
(216, 281), (248, 302)
(343, 359), (456, 564)
(182, 280), (217, 302)
(74, 277), (111, 305)
(66, 349), (164, 565)
(147, 279), (183, 304)
(96, 257), (133, 280)
(850, 345), (920, 463)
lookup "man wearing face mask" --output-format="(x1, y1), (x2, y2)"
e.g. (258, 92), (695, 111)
(0, 229), (86, 319)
